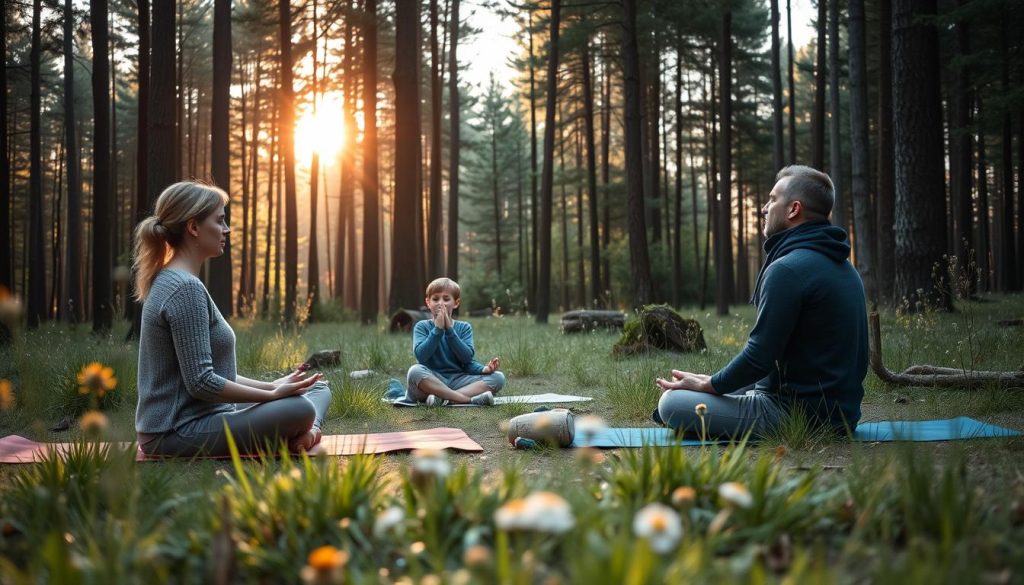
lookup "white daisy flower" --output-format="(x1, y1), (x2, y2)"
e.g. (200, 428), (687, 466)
(495, 491), (575, 534)
(372, 506), (405, 538)
(718, 482), (753, 509)
(633, 503), (683, 554)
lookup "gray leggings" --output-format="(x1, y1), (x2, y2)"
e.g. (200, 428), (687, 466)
(655, 381), (783, 439)
(137, 382), (332, 457)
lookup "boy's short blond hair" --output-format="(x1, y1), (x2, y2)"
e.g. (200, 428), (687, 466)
(425, 277), (461, 299)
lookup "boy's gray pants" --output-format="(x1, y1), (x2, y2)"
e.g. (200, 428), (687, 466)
(405, 364), (506, 402)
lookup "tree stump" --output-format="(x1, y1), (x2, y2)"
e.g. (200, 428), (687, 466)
(389, 308), (432, 333)
(301, 349), (342, 370)
(560, 309), (627, 333)
(612, 305), (707, 356)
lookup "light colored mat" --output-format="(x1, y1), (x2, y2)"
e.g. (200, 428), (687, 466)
(388, 393), (593, 407)
(0, 428), (483, 463)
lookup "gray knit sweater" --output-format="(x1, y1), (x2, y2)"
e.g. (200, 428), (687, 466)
(135, 269), (236, 434)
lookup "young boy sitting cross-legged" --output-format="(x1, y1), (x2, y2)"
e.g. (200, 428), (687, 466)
(406, 278), (506, 406)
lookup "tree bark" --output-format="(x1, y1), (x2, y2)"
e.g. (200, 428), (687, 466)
(279, 0), (299, 321)
(997, 23), (1016, 292)
(390, 0), (422, 312)
(447, 0), (461, 282)
(428, 0), (444, 278)
(848, 0), (877, 303)
(771, 0), (784, 173)
(28, 0), (46, 328)
(361, 0), (380, 323)
(672, 42), (683, 307)
(977, 96), (991, 292)
(812, 0), (827, 170)
(787, 0), (797, 164)
(621, 0), (654, 310)
(875, 0), (896, 302)
(91, 0), (114, 331)
(828, 0), (845, 232)
(0, 7), (10, 297)
(535, 0), (561, 323)
(126, 0), (149, 332)
(208, 0), (233, 317)
(716, 9), (734, 316)
(582, 39), (600, 308)
(892, 0), (950, 310)
(952, 0), (973, 293)
(528, 9), (539, 312)
(307, 0), (322, 316)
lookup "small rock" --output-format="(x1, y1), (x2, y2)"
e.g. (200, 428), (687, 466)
(893, 395), (909, 404)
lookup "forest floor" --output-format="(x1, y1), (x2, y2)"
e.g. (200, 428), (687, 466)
(2, 293), (1023, 490)
(1, 294), (1023, 581)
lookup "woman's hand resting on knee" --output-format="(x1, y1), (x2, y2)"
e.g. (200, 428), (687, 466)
(271, 371), (324, 399)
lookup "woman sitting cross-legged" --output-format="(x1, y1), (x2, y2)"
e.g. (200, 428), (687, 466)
(133, 181), (331, 457)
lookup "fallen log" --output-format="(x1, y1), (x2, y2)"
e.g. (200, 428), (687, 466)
(997, 319), (1023, 327)
(560, 309), (627, 333)
(868, 312), (1024, 387)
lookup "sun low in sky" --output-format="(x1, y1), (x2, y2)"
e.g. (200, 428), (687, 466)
(294, 91), (348, 165)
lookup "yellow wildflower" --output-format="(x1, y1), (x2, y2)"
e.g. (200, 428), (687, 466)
(77, 362), (117, 398)
(78, 410), (109, 433)
(0, 379), (14, 410)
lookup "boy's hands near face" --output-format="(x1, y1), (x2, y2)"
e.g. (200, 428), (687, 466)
(431, 306), (447, 330)
(442, 308), (455, 330)
(482, 357), (501, 374)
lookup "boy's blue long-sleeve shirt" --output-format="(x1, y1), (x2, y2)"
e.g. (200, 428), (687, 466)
(412, 319), (486, 376)
(709, 221), (868, 430)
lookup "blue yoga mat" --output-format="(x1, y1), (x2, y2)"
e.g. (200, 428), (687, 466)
(569, 416), (1021, 448)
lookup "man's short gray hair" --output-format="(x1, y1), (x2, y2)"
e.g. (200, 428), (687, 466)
(776, 165), (834, 220)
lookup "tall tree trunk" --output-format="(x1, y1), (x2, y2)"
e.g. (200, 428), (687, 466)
(307, 0), (322, 316)
(535, 0), (561, 323)
(952, 0), (973, 292)
(262, 93), (277, 316)
(848, 0), (876, 302)
(428, 0), (444, 278)
(892, 0), (950, 310)
(687, 70), (702, 305)
(875, 0), (895, 302)
(829, 0), (846, 232)
(672, 41), (684, 307)
(361, 0), (380, 323)
(278, 0), (299, 322)
(575, 117), (585, 309)
(812, 0), (827, 170)
(447, 0), (461, 282)
(149, 0), (176, 207)
(335, 8), (354, 306)
(997, 23), (1016, 291)
(648, 30), (662, 245)
(64, 0), (82, 323)
(248, 58), (261, 303)
(126, 0), (148, 333)
(787, 0), (797, 164)
(528, 9), (539, 311)
(771, 0), (784, 172)
(621, 0), (653, 309)
(28, 0), (46, 328)
(209, 0), (232, 317)
(601, 43), (611, 301)
(391, 0), (422, 311)
(559, 110), (568, 310)
(977, 98), (990, 292)
(582, 39), (600, 308)
(716, 9), (734, 316)
(91, 0), (113, 331)
(0, 7), (11, 299)
(494, 117), (505, 280)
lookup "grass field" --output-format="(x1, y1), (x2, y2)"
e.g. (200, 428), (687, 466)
(1, 294), (1023, 582)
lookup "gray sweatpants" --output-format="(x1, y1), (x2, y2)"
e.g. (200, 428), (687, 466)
(655, 380), (783, 439)
(137, 381), (332, 457)
(405, 364), (506, 402)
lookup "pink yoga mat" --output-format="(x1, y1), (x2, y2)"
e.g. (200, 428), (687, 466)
(0, 428), (483, 463)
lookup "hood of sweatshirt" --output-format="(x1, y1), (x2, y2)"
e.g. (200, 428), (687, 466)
(750, 221), (851, 305)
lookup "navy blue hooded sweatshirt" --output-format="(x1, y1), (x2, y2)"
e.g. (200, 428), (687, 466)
(709, 221), (868, 431)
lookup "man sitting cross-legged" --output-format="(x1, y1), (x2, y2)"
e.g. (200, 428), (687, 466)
(655, 165), (868, 438)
